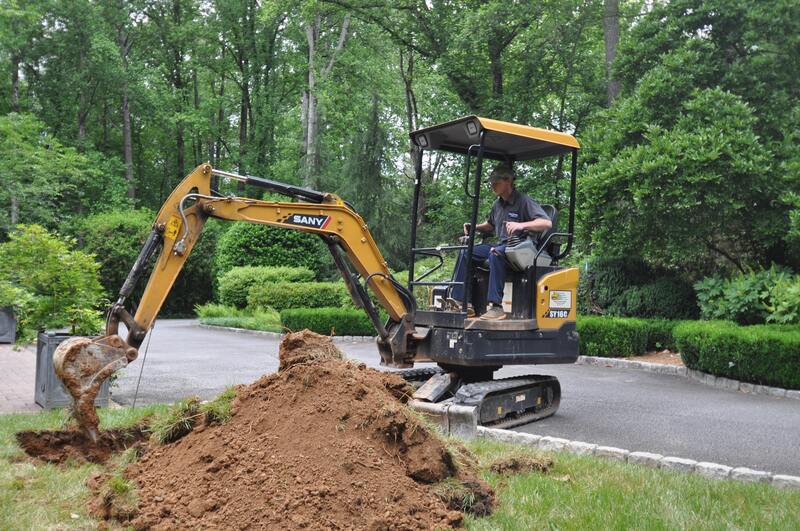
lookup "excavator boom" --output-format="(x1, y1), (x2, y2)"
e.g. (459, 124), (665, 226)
(54, 164), (417, 440)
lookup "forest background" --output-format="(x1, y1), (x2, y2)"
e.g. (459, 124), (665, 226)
(1, 0), (798, 320)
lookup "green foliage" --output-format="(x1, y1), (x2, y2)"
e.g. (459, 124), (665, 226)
(214, 222), (328, 276)
(694, 267), (798, 325)
(217, 266), (315, 309)
(195, 303), (282, 333)
(617, 278), (699, 320)
(582, 84), (774, 273)
(0, 114), (127, 236)
(577, 316), (687, 357)
(247, 282), (350, 312)
(0, 225), (104, 341)
(578, 256), (698, 319)
(765, 275), (800, 324)
(280, 307), (382, 336)
(674, 321), (800, 389)
(576, 316), (649, 357)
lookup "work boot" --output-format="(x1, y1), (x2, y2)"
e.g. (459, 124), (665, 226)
(480, 304), (506, 320)
(446, 298), (475, 317)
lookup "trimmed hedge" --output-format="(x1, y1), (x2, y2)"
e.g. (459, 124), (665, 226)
(215, 222), (328, 275)
(280, 307), (381, 336)
(674, 321), (800, 390)
(248, 282), (350, 312)
(218, 266), (315, 308)
(576, 316), (649, 357)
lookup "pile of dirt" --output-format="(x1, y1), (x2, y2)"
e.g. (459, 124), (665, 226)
(16, 427), (147, 464)
(120, 330), (492, 529)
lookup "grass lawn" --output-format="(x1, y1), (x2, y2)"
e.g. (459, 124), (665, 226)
(195, 303), (282, 333)
(2, 408), (798, 530)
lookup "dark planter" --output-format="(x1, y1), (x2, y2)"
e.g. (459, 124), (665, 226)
(35, 332), (110, 409)
(0, 308), (15, 343)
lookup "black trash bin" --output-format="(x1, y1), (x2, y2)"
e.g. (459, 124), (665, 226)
(0, 308), (15, 343)
(35, 332), (110, 409)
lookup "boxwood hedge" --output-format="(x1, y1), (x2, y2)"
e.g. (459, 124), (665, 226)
(248, 282), (350, 312)
(673, 321), (800, 389)
(218, 266), (315, 308)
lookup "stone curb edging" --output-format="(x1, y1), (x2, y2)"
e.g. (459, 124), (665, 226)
(197, 323), (376, 343)
(476, 426), (800, 490)
(577, 356), (800, 400)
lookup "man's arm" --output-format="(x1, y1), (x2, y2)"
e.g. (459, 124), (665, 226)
(464, 221), (494, 235)
(505, 218), (551, 234)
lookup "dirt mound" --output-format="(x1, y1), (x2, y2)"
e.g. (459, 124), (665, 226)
(279, 329), (344, 371)
(122, 332), (489, 529)
(16, 427), (147, 464)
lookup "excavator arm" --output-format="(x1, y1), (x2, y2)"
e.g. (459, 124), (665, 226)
(54, 164), (417, 440)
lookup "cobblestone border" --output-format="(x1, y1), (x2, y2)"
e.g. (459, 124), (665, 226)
(577, 356), (800, 400)
(197, 323), (376, 343)
(477, 426), (800, 490)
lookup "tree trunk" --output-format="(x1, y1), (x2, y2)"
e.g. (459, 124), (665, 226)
(10, 195), (18, 225)
(10, 54), (19, 112)
(122, 89), (134, 198)
(302, 15), (320, 187)
(603, 0), (621, 106)
(77, 48), (87, 151)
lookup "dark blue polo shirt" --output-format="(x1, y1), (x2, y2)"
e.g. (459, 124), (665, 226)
(486, 188), (549, 243)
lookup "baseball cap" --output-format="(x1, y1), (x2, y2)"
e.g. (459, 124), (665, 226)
(489, 163), (515, 183)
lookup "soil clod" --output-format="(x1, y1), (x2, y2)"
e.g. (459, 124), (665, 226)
(489, 455), (553, 475)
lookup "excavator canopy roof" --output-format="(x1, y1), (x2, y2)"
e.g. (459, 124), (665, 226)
(410, 116), (579, 161)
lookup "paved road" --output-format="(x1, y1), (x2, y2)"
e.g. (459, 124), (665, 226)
(114, 320), (800, 476)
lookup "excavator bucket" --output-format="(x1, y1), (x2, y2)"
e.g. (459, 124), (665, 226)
(53, 335), (137, 442)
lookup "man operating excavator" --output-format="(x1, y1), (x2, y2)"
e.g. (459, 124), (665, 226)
(449, 163), (553, 320)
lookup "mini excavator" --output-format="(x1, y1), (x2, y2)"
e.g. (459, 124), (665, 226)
(54, 116), (580, 441)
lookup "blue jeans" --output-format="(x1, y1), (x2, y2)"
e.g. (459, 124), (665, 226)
(450, 243), (507, 305)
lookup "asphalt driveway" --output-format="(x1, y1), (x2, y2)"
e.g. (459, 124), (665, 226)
(113, 319), (800, 476)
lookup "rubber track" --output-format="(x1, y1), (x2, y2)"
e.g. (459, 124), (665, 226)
(454, 375), (560, 428)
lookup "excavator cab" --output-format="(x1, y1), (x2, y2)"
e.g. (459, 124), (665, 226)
(399, 116), (581, 426)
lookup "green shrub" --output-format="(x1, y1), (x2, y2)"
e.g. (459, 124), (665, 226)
(641, 319), (681, 351)
(214, 222), (327, 275)
(674, 321), (800, 389)
(280, 307), (383, 336)
(247, 282), (350, 312)
(578, 256), (697, 319)
(618, 278), (699, 320)
(217, 266), (315, 308)
(695, 266), (797, 325)
(0, 225), (104, 341)
(195, 303), (281, 333)
(576, 316), (649, 357)
(765, 275), (800, 324)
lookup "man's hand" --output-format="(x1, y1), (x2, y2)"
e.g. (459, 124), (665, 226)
(505, 221), (526, 234)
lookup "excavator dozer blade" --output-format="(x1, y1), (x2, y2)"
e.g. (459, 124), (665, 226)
(53, 335), (138, 442)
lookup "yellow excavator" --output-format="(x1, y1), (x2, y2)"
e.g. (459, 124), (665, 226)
(54, 116), (580, 442)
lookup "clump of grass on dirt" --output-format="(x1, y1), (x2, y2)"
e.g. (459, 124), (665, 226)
(95, 447), (141, 521)
(149, 388), (239, 443)
(200, 386), (237, 424)
(148, 397), (202, 444)
(432, 477), (477, 512)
